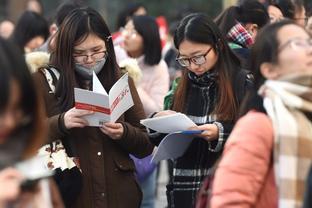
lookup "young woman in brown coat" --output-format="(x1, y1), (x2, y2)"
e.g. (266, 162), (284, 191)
(34, 7), (154, 208)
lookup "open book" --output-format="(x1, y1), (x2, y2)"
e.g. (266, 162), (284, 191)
(74, 72), (134, 127)
(140, 113), (202, 163)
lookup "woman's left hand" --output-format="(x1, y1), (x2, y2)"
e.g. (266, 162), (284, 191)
(99, 122), (124, 140)
(190, 123), (219, 142)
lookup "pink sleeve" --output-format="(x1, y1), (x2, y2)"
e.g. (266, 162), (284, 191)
(137, 60), (169, 115)
(210, 112), (274, 208)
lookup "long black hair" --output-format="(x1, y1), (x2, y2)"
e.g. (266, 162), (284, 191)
(173, 13), (242, 121)
(50, 7), (120, 112)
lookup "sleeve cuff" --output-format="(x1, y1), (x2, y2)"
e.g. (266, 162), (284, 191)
(58, 113), (69, 135)
(208, 121), (224, 152)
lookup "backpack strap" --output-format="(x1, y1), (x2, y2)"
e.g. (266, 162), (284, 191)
(41, 66), (60, 93)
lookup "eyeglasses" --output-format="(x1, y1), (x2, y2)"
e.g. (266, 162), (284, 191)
(73, 51), (108, 63)
(279, 38), (312, 52)
(120, 27), (138, 39)
(176, 47), (213, 67)
(293, 17), (308, 24)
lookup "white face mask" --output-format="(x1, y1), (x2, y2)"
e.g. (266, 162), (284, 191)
(75, 57), (107, 79)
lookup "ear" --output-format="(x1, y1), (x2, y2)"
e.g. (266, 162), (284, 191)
(49, 23), (58, 36)
(260, 62), (279, 79)
(244, 23), (259, 39)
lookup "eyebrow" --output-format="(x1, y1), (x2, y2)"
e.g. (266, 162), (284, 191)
(74, 45), (105, 53)
(179, 50), (207, 57)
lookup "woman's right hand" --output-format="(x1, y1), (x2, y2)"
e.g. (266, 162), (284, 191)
(0, 168), (23, 204)
(153, 110), (177, 117)
(63, 107), (94, 129)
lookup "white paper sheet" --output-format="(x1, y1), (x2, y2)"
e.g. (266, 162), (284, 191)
(74, 73), (133, 126)
(141, 113), (203, 163)
(151, 132), (196, 163)
(140, 113), (196, 133)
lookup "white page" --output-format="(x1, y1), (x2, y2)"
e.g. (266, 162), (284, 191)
(151, 132), (196, 163)
(140, 113), (196, 133)
(109, 73), (134, 122)
(74, 88), (110, 126)
(92, 71), (108, 95)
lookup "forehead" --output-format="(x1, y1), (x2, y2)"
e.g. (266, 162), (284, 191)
(74, 33), (106, 50)
(277, 24), (309, 45)
(268, 5), (283, 17)
(178, 40), (212, 56)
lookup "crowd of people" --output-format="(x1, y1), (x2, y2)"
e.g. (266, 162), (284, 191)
(0, 0), (311, 208)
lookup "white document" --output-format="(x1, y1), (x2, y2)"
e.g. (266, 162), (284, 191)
(74, 72), (134, 126)
(140, 113), (201, 163)
(140, 113), (196, 133)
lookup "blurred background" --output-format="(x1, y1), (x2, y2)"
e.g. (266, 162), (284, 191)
(0, 0), (240, 32)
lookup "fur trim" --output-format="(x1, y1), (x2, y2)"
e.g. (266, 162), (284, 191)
(119, 58), (142, 85)
(25, 51), (50, 73)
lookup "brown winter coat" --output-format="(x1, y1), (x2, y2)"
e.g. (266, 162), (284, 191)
(34, 71), (154, 208)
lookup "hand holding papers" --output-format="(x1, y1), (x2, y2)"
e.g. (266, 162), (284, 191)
(140, 113), (200, 163)
(74, 72), (134, 127)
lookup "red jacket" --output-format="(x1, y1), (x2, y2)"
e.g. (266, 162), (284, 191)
(210, 111), (278, 208)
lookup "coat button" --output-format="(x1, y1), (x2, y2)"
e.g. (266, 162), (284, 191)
(101, 193), (105, 197)
(97, 152), (101, 156)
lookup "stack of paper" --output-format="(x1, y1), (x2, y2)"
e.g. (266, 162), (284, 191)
(141, 113), (202, 163)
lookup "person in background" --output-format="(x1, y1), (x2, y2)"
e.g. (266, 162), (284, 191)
(306, 4), (312, 34)
(163, 21), (183, 87)
(11, 11), (49, 53)
(215, 0), (269, 67)
(0, 20), (14, 39)
(210, 20), (312, 207)
(116, 2), (147, 31)
(120, 15), (169, 208)
(36, 1), (82, 52)
(0, 38), (63, 208)
(266, 1), (284, 23)
(26, 0), (44, 15)
(113, 2), (147, 46)
(34, 7), (154, 208)
(149, 13), (252, 208)
(276, 0), (307, 27)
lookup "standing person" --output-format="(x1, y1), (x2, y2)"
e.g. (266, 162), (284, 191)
(120, 15), (170, 208)
(215, 0), (269, 67)
(150, 13), (252, 208)
(276, 0), (307, 26)
(34, 7), (154, 208)
(0, 38), (63, 208)
(11, 11), (49, 53)
(210, 20), (312, 207)
(113, 2), (147, 46)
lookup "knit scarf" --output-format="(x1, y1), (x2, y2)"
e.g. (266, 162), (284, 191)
(186, 70), (218, 121)
(258, 72), (312, 208)
(226, 22), (254, 48)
